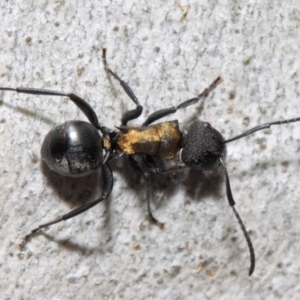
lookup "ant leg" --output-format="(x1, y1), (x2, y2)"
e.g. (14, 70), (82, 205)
(142, 76), (222, 127)
(0, 87), (106, 133)
(128, 155), (164, 229)
(143, 154), (186, 174)
(155, 165), (187, 174)
(142, 155), (158, 173)
(19, 163), (113, 249)
(102, 48), (143, 125)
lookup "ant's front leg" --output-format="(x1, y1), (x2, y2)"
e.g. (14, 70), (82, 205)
(142, 76), (221, 127)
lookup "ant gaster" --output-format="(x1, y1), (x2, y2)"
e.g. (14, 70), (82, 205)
(1, 48), (299, 276)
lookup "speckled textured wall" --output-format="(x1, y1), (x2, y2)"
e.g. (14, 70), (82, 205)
(0, 1), (299, 299)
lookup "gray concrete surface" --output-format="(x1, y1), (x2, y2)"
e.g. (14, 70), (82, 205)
(0, 1), (300, 299)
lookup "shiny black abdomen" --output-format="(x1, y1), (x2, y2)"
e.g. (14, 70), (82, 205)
(41, 121), (103, 177)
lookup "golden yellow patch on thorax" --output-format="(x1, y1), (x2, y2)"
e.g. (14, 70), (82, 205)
(117, 121), (181, 159)
(103, 137), (111, 150)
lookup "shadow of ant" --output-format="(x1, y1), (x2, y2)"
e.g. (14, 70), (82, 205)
(37, 152), (224, 254)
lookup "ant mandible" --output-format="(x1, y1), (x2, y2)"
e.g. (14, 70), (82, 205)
(1, 48), (299, 276)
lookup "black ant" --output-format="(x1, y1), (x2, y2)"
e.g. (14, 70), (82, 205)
(1, 48), (299, 276)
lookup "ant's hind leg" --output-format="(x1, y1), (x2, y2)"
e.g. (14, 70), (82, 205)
(102, 48), (143, 125)
(19, 163), (113, 250)
(0, 87), (103, 132)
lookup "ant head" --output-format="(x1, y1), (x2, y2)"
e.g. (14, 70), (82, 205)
(181, 121), (226, 170)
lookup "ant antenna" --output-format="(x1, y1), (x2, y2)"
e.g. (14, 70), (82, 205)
(220, 115), (300, 275)
(224, 117), (300, 144)
(219, 158), (255, 276)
